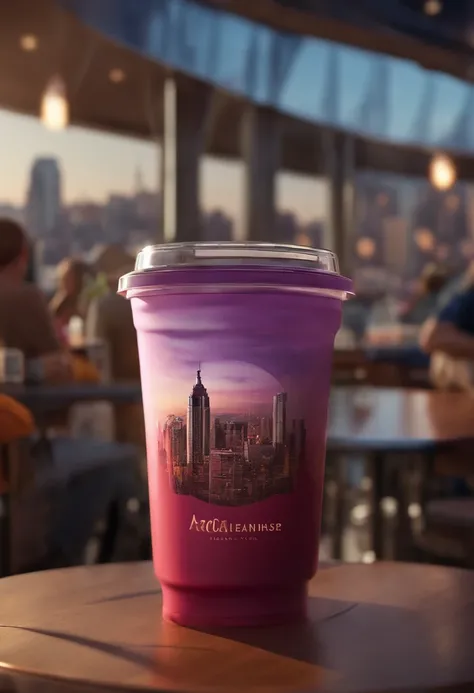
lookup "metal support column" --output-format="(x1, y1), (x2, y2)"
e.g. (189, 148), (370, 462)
(324, 132), (355, 274)
(241, 106), (280, 242)
(161, 76), (212, 243)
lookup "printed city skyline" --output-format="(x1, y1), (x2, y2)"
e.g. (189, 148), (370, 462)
(158, 365), (306, 506)
(156, 359), (281, 416)
(148, 299), (315, 419)
(144, 288), (334, 508)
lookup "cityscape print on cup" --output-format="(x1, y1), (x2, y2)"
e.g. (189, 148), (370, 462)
(158, 365), (307, 506)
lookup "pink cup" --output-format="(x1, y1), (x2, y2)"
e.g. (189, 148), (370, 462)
(119, 243), (351, 627)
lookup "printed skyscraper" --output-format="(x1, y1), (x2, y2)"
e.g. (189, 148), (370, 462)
(187, 368), (211, 470)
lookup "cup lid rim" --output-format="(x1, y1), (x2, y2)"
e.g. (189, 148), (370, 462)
(118, 242), (353, 296)
(133, 242), (339, 272)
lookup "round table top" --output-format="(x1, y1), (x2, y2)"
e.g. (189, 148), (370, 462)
(0, 561), (473, 693)
(328, 386), (474, 452)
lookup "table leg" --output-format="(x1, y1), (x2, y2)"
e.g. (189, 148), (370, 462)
(370, 453), (385, 559)
(420, 450), (436, 508)
(333, 455), (346, 561)
(0, 444), (11, 577)
(394, 460), (413, 561)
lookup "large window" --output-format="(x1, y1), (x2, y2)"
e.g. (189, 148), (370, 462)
(0, 110), (158, 294)
(353, 171), (474, 296)
(346, 171), (474, 339)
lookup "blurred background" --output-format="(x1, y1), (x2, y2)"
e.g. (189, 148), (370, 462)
(1, 0), (474, 575)
(4, 0), (474, 344)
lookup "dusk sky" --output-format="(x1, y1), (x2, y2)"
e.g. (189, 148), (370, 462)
(148, 303), (284, 414)
(142, 295), (325, 417)
(158, 360), (281, 416)
(0, 109), (327, 232)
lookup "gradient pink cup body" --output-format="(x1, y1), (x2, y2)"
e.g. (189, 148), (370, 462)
(119, 244), (351, 627)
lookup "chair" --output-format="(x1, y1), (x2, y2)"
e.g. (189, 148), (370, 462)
(9, 437), (145, 574)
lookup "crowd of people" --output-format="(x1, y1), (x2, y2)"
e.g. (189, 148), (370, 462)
(2, 211), (474, 419)
(0, 217), (143, 447)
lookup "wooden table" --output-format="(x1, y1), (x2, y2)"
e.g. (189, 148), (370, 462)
(332, 346), (430, 388)
(0, 381), (142, 415)
(0, 561), (473, 693)
(329, 387), (474, 452)
(327, 387), (474, 558)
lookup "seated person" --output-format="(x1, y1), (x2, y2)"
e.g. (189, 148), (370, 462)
(420, 282), (474, 362)
(49, 258), (91, 342)
(420, 283), (474, 496)
(0, 219), (72, 382)
(85, 256), (145, 458)
(400, 264), (448, 325)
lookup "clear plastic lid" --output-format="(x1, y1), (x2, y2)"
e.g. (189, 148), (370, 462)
(138, 242), (338, 271)
(118, 242), (351, 296)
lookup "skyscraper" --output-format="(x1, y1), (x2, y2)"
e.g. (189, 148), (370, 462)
(272, 392), (287, 446)
(224, 421), (248, 452)
(214, 418), (226, 449)
(383, 217), (409, 274)
(187, 368), (211, 469)
(260, 416), (272, 443)
(26, 158), (62, 238)
(289, 419), (306, 479)
(163, 415), (186, 469)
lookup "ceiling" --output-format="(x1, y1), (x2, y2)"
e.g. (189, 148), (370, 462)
(2, 0), (474, 182)
(204, 0), (473, 82)
(0, 0), (164, 139)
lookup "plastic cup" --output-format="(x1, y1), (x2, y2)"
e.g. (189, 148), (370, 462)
(119, 242), (352, 627)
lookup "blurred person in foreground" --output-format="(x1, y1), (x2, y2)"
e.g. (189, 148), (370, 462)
(400, 264), (449, 326)
(0, 219), (72, 382)
(49, 258), (91, 342)
(420, 267), (474, 496)
(420, 262), (474, 391)
(85, 246), (145, 456)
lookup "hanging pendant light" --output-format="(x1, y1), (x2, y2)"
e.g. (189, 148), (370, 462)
(40, 75), (69, 130)
(429, 153), (456, 191)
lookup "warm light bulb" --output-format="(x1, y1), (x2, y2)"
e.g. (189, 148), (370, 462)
(40, 75), (69, 131)
(20, 34), (38, 51)
(424, 0), (442, 16)
(109, 68), (126, 83)
(429, 154), (456, 191)
(356, 237), (376, 259)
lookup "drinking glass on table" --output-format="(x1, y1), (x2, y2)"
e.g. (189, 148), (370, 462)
(0, 347), (25, 384)
(86, 340), (111, 383)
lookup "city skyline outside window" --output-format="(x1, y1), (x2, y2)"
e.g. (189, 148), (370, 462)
(0, 108), (329, 292)
(353, 171), (474, 300)
(2, 107), (473, 315)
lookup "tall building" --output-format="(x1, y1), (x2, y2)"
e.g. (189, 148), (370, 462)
(202, 210), (233, 241)
(289, 419), (306, 477)
(163, 415), (186, 469)
(209, 450), (239, 498)
(103, 194), (137, 245)
(260, 416), (272, 443)
(224, 422), (248, 452)
(272, 392), (288, 446)
(383, 217), (409, 274)
(0, 204), (24, 225)
(187, 368), (211, 469)
(26, 158), (62, 238)
(275, 211), (299, 244)
(214, 418), (226, 449)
